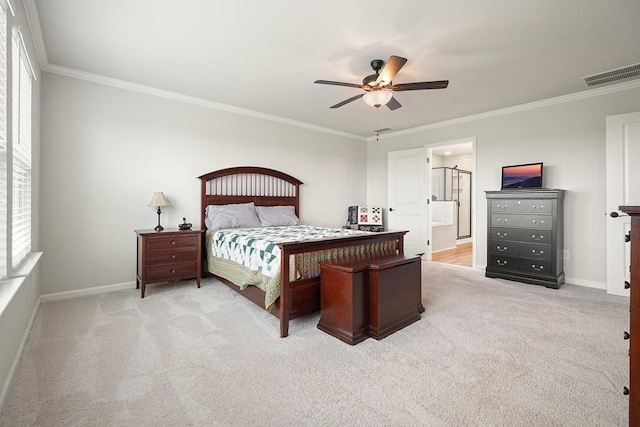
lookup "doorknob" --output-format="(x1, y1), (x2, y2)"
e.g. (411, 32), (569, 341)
(389, 208), (395, 211)
(610, 211), (628, 218)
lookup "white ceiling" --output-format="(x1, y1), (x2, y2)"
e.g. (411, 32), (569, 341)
(31, 0), (640, 139)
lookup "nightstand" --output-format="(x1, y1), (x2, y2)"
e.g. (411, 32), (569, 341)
(134, 229), (204, 298)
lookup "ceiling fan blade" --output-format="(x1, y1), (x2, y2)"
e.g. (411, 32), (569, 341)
(314, 80), (364, 89)
(376, 55), (407, 86)
(391, 80), (449, 91)
(330, 93), (365, 109)
(386, 96), (402, 110)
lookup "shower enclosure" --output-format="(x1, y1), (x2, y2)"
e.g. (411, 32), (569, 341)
(431, 167), (472, 239)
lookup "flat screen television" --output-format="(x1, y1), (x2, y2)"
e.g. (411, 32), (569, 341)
(501, 162), (543, 189)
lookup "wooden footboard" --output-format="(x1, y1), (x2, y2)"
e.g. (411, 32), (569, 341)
(277, 231), (406, 337)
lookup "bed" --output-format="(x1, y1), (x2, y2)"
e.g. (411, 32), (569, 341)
(198, 166), (407, 337)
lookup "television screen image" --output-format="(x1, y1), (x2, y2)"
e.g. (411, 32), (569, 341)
(501, 163), (543, 189)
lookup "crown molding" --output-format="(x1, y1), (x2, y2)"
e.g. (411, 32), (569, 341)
(21, 0), (47, 67)
(367, 78), (640, 142)
(42, 63), (365, 142)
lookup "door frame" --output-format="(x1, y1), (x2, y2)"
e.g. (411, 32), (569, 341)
(425, 137), (477, 268)
(606, 111), (640, 296)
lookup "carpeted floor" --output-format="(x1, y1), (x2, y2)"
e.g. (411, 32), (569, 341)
(0, 262), (630, 426)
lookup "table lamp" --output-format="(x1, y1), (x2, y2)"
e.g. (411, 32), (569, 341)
(148, 192), (171, 231)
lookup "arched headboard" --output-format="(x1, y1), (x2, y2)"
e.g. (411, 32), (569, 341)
(198, 166), (303, 231)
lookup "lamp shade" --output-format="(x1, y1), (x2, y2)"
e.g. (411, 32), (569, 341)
(363, 90), (393, 108)
(148, 192), (171, 207)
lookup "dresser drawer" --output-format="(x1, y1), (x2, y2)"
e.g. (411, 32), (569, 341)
(490, 199), (552, 214)
(491, 213), (552, 230)
(490, 227), (551, 243)
(488, 255), (552, 276)
(146, 235), (198, 251)
(490, 240), (552, 260)
(145, 261), (197, 282)
(146, 247), (197, 265)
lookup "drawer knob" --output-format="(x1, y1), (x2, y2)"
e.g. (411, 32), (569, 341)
(497, 232), (507, 237)
(532, 205), (537, 209)
(171, 241), (176, 245)
(532, 220), (537, 224)
(496, 259), (507, 266)
(171, 254), (176, 259)
(626, 281), (631, 289)
(624, 387), (630, 396)
(170, 269), (176, 274)
(626, 232), (631, 243)
(531, 264), (544, 271)
(497, 245), (507, 252)
(625, 331), (630, 340)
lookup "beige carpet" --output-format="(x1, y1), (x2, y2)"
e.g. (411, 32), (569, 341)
(0, 262), (629, 426)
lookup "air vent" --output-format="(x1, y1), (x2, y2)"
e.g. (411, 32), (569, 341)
(583, 63), (640, 87)
(373, 127), (392, 133)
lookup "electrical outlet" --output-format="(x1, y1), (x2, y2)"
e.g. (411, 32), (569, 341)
(562, 250), (570, 260)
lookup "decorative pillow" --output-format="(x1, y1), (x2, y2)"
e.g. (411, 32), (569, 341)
(205, 202), (262, 230)
(256, 205), (300, 227)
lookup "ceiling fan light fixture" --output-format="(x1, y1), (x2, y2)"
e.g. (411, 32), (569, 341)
(363, 90), (393, 108)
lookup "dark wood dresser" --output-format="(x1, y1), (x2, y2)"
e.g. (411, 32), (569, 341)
(620, 205), (640, 425)
(135, 229), (203, 298)
(485, 189), (564, 288)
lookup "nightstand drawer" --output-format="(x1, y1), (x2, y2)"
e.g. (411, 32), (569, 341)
(146, 261), (197, 282)
(146, 235), (198, 251)
(146, 247), (197, 265)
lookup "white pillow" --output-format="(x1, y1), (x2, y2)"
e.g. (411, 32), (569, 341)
(205, 202), (262, 230)
(256, 205), (300, 227)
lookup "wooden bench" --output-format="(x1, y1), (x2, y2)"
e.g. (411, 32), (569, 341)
(318, 255), (424, 345)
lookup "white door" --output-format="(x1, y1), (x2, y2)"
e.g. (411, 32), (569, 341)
(388, 148), (428, 256)
(606, 111), (640, 296)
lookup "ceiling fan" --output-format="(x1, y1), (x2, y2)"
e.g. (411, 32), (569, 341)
(314, 55), (449, 110)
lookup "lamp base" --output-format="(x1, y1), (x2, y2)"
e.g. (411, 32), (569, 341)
(155, 207), (164, 231)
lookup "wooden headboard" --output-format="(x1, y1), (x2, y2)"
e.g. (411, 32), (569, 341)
(198, 166), (303, 231)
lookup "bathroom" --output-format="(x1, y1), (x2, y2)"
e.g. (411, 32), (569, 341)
(430, 144), (473, 266)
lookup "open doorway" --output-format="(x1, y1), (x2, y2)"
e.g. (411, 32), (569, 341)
(429, 140), (474, 268)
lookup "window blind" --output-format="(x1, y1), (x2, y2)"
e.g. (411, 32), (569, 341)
(11, 27), (30, 268)
(0, 6), (7, 278)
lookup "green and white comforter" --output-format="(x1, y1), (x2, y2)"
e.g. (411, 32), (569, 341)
(207, 225), (366, 310)
(211, 225), (364, 277)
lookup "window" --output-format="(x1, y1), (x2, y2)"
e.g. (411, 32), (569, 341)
(11, 26), (31, 268)
(0, 5), (6, 278)
(0, 0), (34, 279)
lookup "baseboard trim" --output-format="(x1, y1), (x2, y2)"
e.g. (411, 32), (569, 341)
(40, 281), (136, 302)
(0, 296), (40, 415)
(564, 277), (606, 290)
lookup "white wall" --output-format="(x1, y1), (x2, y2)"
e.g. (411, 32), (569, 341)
(367, 87), (640, 288)
(39, 73), (367, 295)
